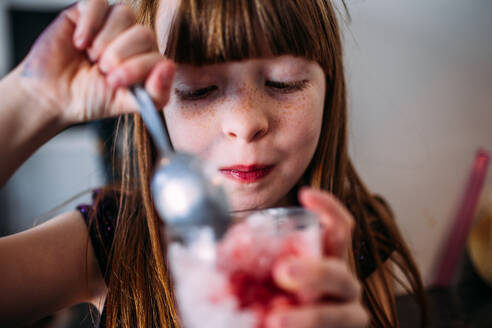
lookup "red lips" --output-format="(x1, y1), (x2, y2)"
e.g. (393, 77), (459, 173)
(219, 164), (274, 183)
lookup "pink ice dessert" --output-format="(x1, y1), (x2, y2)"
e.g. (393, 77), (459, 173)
(168, 210), (320, 328)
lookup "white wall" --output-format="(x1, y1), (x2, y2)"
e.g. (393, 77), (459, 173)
(344, 0), (492, 284)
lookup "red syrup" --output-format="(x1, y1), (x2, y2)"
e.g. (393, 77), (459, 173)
(216, 221), (317, 328)
(227, 270), (299, 328)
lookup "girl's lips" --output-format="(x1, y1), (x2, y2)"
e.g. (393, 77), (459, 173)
(219, 165), (275, 183)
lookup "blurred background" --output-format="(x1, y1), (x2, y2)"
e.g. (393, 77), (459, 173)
(0, 0), (491, 326)
(342, 0), (492, 286)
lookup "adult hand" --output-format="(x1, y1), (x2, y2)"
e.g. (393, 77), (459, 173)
(267, 188), (369, 328)
(17, 0), (174, 126)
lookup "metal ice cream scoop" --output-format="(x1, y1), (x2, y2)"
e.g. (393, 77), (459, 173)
(131, 86), (230, 241)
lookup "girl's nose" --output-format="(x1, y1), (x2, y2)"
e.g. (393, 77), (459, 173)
(221, 91), (270, 143)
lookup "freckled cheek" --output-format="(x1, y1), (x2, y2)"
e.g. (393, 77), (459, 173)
(164, 109), (218, 155)
(275, 97), (324, 150)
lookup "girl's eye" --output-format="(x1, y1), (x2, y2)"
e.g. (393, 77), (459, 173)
(266, 80), (309, 93)
(175, 85), (218, 100)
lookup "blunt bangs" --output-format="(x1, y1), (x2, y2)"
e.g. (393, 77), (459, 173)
(164, 0), (338, 78)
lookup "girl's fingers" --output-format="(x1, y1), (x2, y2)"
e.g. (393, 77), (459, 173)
(145, 60), (176, 109)
(74, 0), (110, 49)
(106, 53), (164, 88)
(87, 4), (136, 62)
(99, 25), (155, 73)
(106, 58), (175, 116)
(299, 188), (354, 259)
(299, 188), (354, 231)
(273, 257), (361, 303)
(266, 302), (369, 328)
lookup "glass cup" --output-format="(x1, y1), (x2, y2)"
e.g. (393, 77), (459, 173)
(167, 207), (321, 328)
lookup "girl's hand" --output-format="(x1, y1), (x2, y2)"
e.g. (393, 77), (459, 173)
(17, 0), (174, 126)
(267, 188), (369, 328)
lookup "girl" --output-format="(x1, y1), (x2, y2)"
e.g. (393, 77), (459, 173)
(0, 0), (427, 327)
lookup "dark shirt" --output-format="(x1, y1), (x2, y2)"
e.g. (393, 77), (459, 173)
(77, 190), (394, 327)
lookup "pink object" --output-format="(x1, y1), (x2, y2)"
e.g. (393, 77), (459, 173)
(433, 149), (490, 287)
(168, 208), (321, 328)
(216, 218), (320, 327)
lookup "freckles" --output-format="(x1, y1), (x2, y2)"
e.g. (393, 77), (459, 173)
(272, 93), (323, 142)
(172, 104), (217, 149)
(240, 84), (264, 111)
(179, 103), (216, 121)
(217, 97), (225, 106)
(169, 117), (216, 155)
(179, 103), (199, 119)
(275, 94), (312, 128)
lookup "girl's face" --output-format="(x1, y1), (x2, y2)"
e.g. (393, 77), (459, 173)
(156, 4), (326, 211)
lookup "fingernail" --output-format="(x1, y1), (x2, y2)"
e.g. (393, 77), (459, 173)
(299, 186), (310, 193)
(276, 260), (303, 286)
(158, 62), (175, 88)
(99, 59), (111, 74)
(323, 217), (334, 231)
(86, 47), (99, 63)
(298, 187), (310, 198)
(158, 68), (172, 90)
(286, 262), (304, 279)
(107, 71), (126, 88)
(74, 32), (85, 48)
(160, 63), (174, 79)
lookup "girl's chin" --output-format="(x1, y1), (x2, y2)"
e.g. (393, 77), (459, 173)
(228, 199), (266, 212)
(226, 190), (283, 212)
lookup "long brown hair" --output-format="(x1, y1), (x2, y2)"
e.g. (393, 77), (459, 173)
(101, 0), (428, 326)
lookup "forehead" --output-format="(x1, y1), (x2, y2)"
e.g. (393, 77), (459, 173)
(155, 0), (180, 53)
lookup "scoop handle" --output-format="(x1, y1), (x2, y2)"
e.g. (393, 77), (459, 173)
(131, 85), (174, 156)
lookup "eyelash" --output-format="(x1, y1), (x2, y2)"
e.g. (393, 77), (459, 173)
(176, 80), (309, 101)
(175, 85), (218, 101)
(266, 80), (309, 93)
